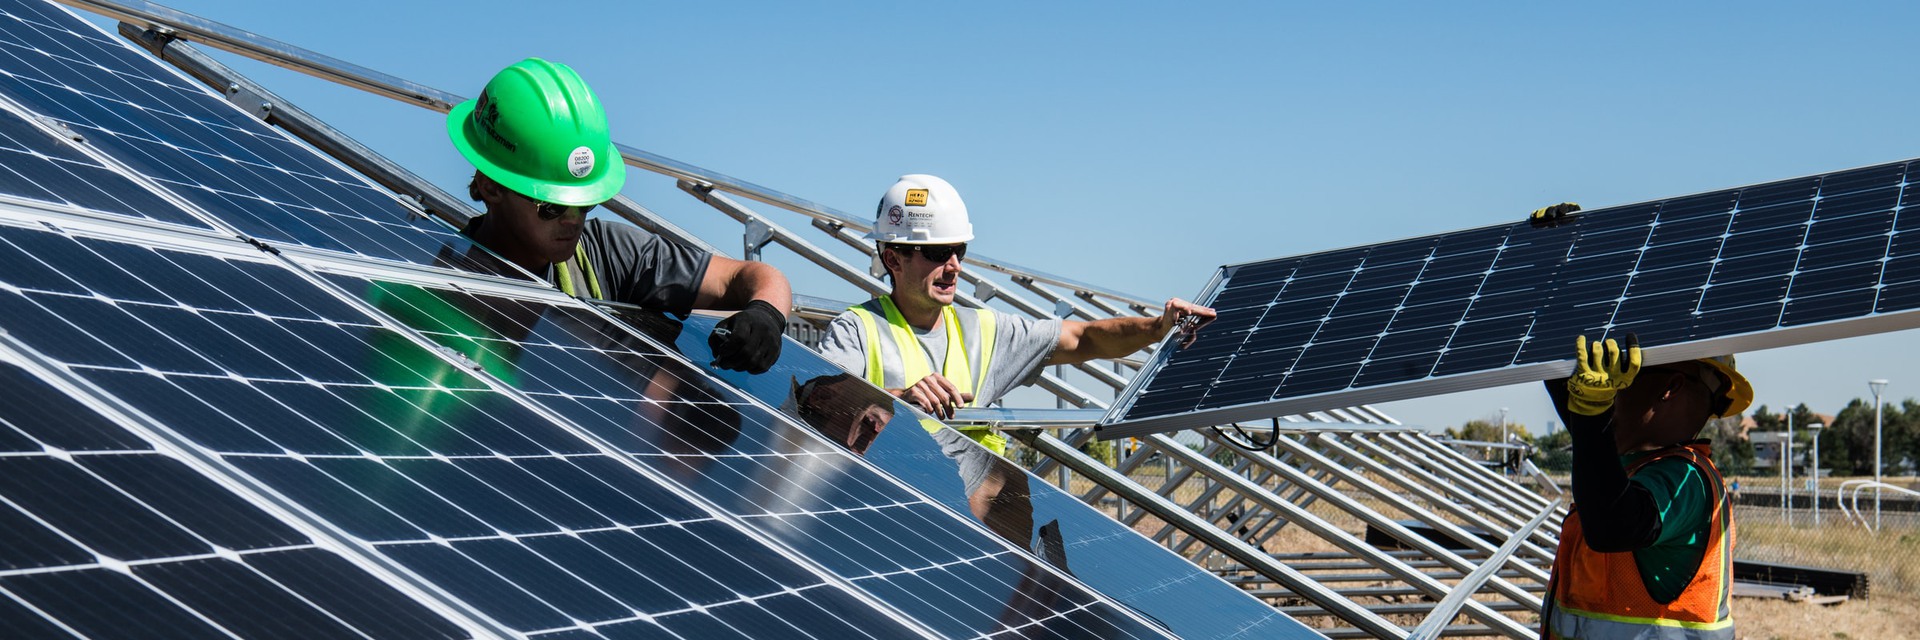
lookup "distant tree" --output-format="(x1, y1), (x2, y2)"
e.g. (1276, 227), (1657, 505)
(1842, 397), (1920, 476)
(1447, 415), (1530, 443)
(1533, 428), (1573, 472)
(1702, 413), (1752, 475)
(1826, 399), (1876, 475)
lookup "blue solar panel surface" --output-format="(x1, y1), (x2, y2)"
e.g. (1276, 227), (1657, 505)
(0, 0), (499, 270)
(0, 222), (954, 639)
(336, 277), (1172, 639)
(671, 313), (1317, 640)
(1113, 159), (1920, 429)
(0, 358), (477, 639)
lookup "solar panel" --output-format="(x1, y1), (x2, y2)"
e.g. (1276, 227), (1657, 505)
(0, 0), (500, 271)
(0, 356), (481, 639)
(0, 212), (1204, 638)
(329, 275), (1184, 639)
(1104, 158), (1920, 437)
(0, 219), (955, 638)
(0, 104), (208, 228)
(668, 313), (1319, 639)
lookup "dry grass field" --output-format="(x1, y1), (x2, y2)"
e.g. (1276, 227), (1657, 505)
(1727, 504), (1920, 640)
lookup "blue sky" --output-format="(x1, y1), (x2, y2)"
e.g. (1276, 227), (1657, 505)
(83, 1), (1920, 434)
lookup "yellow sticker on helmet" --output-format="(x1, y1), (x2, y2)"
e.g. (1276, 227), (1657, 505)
(904, 189), (929, 206)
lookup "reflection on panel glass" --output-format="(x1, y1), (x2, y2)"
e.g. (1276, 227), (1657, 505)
(0, 0), (499, 269)
(354, 279), (1176, 639)
(0, 223), (924, 639)
(667, 315), (1315, 639)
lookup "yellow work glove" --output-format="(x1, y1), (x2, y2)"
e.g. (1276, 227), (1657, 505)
(1529, 202), (1581, 226)
(1565, 333), (1640, 416)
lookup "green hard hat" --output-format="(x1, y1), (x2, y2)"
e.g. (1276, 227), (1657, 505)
(447, 58), (625, 207)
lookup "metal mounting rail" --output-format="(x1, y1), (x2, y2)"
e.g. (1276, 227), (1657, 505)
(1408, 496), (1564, 640)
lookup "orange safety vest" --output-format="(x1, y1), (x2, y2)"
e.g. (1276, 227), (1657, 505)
(1543, 442), (1735, 640)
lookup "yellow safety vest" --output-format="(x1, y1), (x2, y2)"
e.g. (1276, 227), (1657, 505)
(848, 297), (1005, 455)
(552, 244), (602, 299)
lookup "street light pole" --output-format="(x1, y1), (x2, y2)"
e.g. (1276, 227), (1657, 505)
(1810, 422), (1824, 526)
(1870, 379), (1889, 531)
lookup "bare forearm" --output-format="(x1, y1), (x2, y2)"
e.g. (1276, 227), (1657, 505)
(1051, 316), (1168, 364)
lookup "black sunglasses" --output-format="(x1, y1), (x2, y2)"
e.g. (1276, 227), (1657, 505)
(892, 243), (967, 263)
(513, 190), (596, 221)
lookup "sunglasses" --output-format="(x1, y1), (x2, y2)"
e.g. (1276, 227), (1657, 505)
(512, 190), (597, 221)
(892, 243), (967, 263)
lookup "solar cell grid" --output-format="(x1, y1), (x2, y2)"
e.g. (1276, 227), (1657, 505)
(0, 104), (201, 226)
(0, 358), (475, 639)
(342, 278), (1171, 638)
(0, 221), (956, 639)
(0, 0), (502, 272)
(0, 213), (1203, 638)
(679, 318), (1318, 639)
(1109, 158), (1920, 436)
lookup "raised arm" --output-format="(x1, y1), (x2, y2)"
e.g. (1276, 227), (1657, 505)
(1045, 298), (1214, 366)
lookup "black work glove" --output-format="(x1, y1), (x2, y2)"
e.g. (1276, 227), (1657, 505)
(709, 300), (785, 374)
(1528, 202), (1581, 227)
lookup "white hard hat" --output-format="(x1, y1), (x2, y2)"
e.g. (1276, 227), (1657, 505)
(866, 174), (973, 244)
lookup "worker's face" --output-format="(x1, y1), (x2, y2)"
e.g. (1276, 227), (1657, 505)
(477, 177), (594, 268)
(1611, 367), (1711, 453)
(888, 243), (966, 307)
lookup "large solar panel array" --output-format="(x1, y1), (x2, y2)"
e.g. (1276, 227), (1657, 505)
(0, 1), (1313, 638)
(1104, 158), (1920, 437)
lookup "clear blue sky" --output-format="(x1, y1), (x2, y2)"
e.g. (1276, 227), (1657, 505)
(84, 1), (1920, 434)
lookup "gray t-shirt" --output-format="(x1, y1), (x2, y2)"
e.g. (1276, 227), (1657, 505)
(815, 300), (1063, 406)
(462, 216), (711, 315)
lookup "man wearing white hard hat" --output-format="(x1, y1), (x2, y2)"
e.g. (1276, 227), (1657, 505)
(816, 174), (1215, 454)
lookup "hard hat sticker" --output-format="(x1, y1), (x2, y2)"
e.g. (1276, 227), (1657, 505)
(887, 205), (904, 226)
(904, 189), (929, 206)
(567, 146), (595, 178)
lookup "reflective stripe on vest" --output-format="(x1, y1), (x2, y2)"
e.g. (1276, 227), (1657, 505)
(552, 243), (602, 299)
(1545, 442), (1734, 640)
(847, 298), (1004, 455)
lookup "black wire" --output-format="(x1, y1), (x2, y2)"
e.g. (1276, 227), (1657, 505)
(1211, 418), (1280, 452)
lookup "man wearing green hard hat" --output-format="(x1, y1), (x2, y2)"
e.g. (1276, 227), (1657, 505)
(449, 58), (791, 373)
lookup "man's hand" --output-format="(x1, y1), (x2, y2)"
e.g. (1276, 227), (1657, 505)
(1159, 298), (1217, 349)
(896, 373), (973, 420)
(709, 300), (785, 374)
(1566, 333), (1640, 416)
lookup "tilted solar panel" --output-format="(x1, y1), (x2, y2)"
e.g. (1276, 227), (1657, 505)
(1104, 159), (1920, 437)
(324, 275), (1175, 639)
(0, 0), (499, 270)
(0, 219), (955, 638)
(0, 357), (477, 639)
(668, 313), (1317, 639)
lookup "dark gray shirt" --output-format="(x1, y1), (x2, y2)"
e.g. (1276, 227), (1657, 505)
(462, 216), (711, 315)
